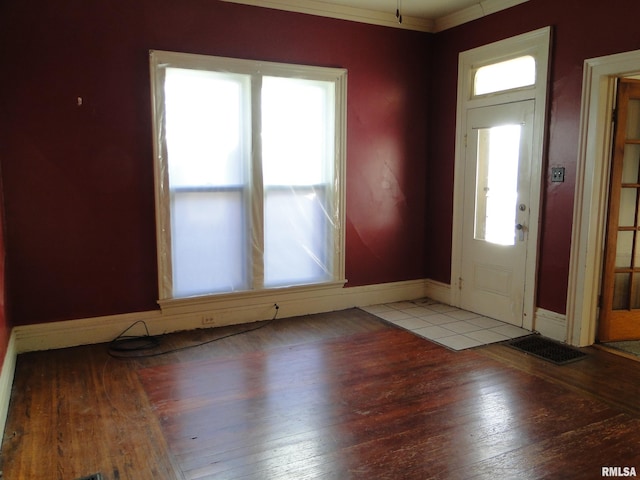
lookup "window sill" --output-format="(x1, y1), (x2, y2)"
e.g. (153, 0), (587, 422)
(157, 280), (348, 316)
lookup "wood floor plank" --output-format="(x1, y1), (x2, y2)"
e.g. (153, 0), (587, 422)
(478, 341), (640, 417)
(3, 308), (640, 479)
(138, 325), (640, 479)
(2, 344), (185, 480)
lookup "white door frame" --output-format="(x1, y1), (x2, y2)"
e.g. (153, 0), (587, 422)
(451, 27), (551, 332)
(567, 49), (640, 346)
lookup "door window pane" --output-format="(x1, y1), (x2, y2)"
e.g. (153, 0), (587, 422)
(627, 99), (640, 140)
(618, 187), (638, 226)
(615, 231), (633, 268)
(632, 272), (640, 308)
(613, 272), (631, 310)
(621, 144), (640, 183)
(474, 125), (522, 246)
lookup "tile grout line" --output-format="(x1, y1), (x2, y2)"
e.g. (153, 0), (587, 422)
(363, 298), (530, 351)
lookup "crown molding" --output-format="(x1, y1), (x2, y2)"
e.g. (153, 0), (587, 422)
(434, 0), (530, 32)
(220, 0), (434, 32)
(220, 0), (529, 33)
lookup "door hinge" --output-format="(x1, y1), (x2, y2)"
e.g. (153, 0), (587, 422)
(464, 134), (468, 148)
(458, 276), (463, 290)
(612, 107), (617, 124)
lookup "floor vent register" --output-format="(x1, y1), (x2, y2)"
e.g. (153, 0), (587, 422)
(508, 335), (587, 365)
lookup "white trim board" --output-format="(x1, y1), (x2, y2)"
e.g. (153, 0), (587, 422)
(14, 279), (434, 354)
(0, 330), (17, 445)
(219, 0), (529, 33)
(423, 278), (451, 305)
(535, 308), (567, 343)
(567, 49), (640, 346)
(1, 279), (446, 443)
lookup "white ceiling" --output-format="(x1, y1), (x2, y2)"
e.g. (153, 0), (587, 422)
(220, 0), (529, 32)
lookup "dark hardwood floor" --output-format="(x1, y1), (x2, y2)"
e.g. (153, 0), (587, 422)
(2, 308), (640, 479)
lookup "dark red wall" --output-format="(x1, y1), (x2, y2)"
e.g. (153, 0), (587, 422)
(4, 0), (636, 330)
(0, 178), (7, 368)
(0, 0), (431, 325)
(427, 0), (640, 314)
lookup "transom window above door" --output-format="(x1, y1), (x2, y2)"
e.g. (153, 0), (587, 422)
(473, 55), (536, 96)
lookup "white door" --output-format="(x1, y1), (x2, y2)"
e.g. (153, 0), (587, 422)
(460, 100), (535, 326)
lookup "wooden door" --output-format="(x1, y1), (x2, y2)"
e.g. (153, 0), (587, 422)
(460, 100), (534, 326)
(599, 78), (640, 342)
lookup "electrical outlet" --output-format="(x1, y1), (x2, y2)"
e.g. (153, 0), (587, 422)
(202, 310), (233, 325)
(551, 167), (565, 182)
(202, 315), (216, 325)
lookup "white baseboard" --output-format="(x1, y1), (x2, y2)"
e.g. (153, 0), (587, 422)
(1, 329), (17, 444)
(14, 279), (434, 354)
(534, 308), (567, 342)
(2, 279), (436, 443)
(423, 279), (452, 305)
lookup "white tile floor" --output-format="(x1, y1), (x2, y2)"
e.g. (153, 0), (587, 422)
(361, 297), (530, 351)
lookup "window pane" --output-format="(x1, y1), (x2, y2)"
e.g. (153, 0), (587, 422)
(264, 188), (332, 287)
(474, 125), (521, 245)
(262, 76), (336, 286)
(474, 56), (535, 96)
(163, 67), (251, 297)
(172, 191), (247, 297)
(262, 76), (334, 186)
(164, 68), (249, 187)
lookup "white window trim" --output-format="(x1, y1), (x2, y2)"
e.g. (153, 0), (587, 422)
(450, 26), (551, 331)
(149, 50), (347, 308)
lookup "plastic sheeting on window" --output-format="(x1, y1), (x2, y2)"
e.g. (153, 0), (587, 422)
(149, 50), (346, 300)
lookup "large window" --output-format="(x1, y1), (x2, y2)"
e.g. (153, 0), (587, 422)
(150, 51), (347, 301)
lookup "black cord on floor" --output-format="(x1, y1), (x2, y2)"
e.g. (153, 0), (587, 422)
(107, 304), (279, 359)
(109, 320), (161, 353)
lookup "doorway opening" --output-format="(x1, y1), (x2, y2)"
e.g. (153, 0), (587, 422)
(598, 78), (640, 343)
(451, 27), (551, 331)
(567, 49), (640, 347)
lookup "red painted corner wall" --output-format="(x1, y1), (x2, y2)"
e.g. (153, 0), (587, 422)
(0, 0), (432, 325)
(427, 0), (640, 314)
(9, 0), (633, 326)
